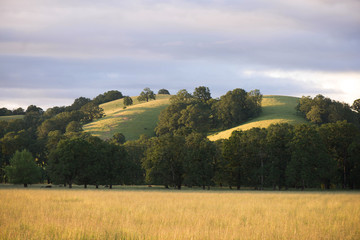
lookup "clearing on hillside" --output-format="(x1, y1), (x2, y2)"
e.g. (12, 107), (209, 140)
(0, 115), (24, 121)
(208, 95), (308, 141)
(83, 94), (171, 141)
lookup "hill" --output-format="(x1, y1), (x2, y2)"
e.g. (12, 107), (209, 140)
(83, 94), (171, 141)
(208, 95), (308, 141)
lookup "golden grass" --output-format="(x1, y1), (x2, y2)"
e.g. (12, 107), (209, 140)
(1, 188), (359, 240)
(208, 95), (308, 141)
(83, 95), (171, 140)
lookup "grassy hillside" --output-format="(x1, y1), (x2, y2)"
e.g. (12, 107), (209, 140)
(83, 94), (171, 141)
(0, 115), (24, 121)
(208, 95), (308, 141)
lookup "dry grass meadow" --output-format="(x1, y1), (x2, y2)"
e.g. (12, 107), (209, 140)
(1, 186), (359, 240)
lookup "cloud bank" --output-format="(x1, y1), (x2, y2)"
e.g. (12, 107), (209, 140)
(0, 0), (359, 108)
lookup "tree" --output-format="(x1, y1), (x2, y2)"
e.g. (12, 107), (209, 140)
(80, 102), (105, 123)
(123, 96), (133, 107)
(214, 88), (248, 129)
(158, 89), (170, 95)
(65, 121), (83, 133)
(193, 86), (211, 103)
(170, 89), (193, 104)
(69, 97), (91, 111)
(48, 137), (94, 188)
(266, 123), (294, 190)
(143, 134), (186, 189)
(286, 125), (332, 189)
(184, 133), (216, 189)
(109, 133), (126, 145)
(318, 121), (360, 188)
(5, 150), (41, 187)
(352, 99), (360, 113)
(138, 88), (156, 102)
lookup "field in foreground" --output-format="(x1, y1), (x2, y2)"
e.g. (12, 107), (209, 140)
(208, 95), (308, 141)
(1, 188), (359, 240)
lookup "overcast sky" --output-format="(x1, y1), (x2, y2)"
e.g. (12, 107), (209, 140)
(0, 0), (359, 109)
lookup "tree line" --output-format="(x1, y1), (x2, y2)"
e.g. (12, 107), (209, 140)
(1, 87), (360, 190)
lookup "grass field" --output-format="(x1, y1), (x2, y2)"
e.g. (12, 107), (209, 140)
(0, 187), (359, 240)
(83, 95), (171, 141)
(0, 115), (24, 121)
(208, 95), (308, 141)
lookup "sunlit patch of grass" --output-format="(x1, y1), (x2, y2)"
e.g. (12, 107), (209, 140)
(83, 94), (171, 140)
(0, 188), (359, 240)
(208, 95), (308, 141)
(0, 115), (24, 121)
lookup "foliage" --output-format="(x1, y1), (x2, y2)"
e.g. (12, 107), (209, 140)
(93, 90), (123, 105)
(4, 149), (41, 187)
(137, 88), (156, 102)
(143, 134), (186, 189)
(297, 94), (358, 126)
(123, 96), (133, 106)
(158, 89), (170, 95)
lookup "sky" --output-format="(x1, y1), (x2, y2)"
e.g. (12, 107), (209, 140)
(0, 0), (359, 110)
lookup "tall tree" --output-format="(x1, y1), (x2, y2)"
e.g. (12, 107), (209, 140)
(286, 125), (332, 189)
(184, 133), (216, 189)
(143, 134), (186, 189)
(193, 86), (211, 103)
(318, 121), (360, 188)
(5, 149), (42, 187)
(266, 123), (294, 190)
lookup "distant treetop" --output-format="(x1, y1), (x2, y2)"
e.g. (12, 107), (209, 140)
(158, 89), (170, 95)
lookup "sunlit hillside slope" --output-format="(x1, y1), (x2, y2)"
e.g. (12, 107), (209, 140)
(83, 94), (171, 141)
(208, 95), (308, 141)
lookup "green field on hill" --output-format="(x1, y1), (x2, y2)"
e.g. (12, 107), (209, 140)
(208, 95), (309, 141)
(83, 94), (171, 140)
(0, 115), (24, 121)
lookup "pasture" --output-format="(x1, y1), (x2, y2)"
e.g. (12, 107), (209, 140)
(0, 186), (359, 239)
(83, 94), (171, 141)
(208, 95), (308, 141)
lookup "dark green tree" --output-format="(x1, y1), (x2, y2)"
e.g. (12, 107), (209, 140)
(143, 134), (186, 189)
(109, 132), (126, 145)
(158, 89), (170, 95)
(318, 121), (360, 188)
(138, 88), (156, 102)
(193, 86), (211, 103)
(169, 89), (193, 104)
(184, 133), (216, 189)
(123, 96), (133, 106)
(5, 149), (41, 187)
(214, 88), (249, 129)
(266, 123), (294, 190)
(80, 102), (105, 123)
(48, 137), (93, 188)
(286, 125), (332, 189)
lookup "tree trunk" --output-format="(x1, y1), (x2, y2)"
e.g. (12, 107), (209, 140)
(24, 183), (28, 187)
(69, 183), (72, 188)
(84, 184), (87, 188)
(202, 185), (205, 190)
